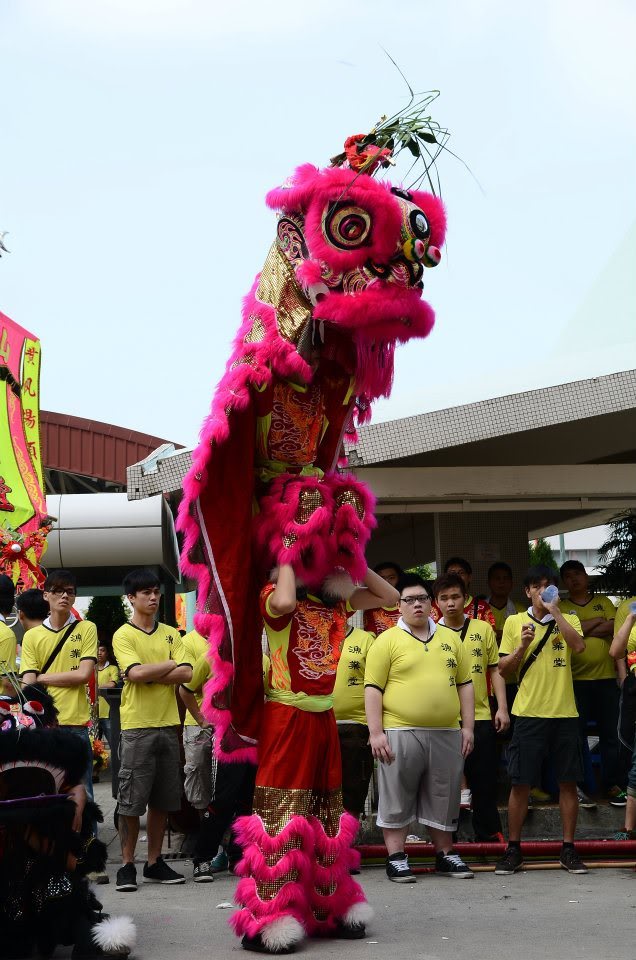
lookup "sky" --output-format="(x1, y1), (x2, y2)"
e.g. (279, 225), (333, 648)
(1, 0), (635, 449)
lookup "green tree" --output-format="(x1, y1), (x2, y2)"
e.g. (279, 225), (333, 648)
(407, 563), (434, 581)
(85, 595), (131, 643)
(597, 511), (636, 596)
(528, 538), (558, 569)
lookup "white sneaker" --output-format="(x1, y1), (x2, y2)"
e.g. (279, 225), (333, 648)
(460, 789), (472, 810)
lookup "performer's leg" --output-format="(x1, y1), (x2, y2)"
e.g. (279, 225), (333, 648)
(305, 712), (372, 939)
(232, 703), (314, 953)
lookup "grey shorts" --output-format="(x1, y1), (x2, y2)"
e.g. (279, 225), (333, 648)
(376, 728), (463, 832)
(183, 725), (213, 809)
(117, 727), (182, 816)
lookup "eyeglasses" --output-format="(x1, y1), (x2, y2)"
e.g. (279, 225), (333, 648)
(400, 595), (431, 605)
(49, 587), (76, 596)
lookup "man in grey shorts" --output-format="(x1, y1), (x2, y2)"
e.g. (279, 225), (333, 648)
(112, 568), (193, 892)
(364, 573), (475, 882)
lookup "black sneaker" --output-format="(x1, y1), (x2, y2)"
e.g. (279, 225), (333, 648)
(386, 852), (416, 883)
(435, 851), (474, 878)
(143, 855), (186, 884)
(115, 862), (137, 892)
(606, 787), (628, 808)
(193, 860), (215, 883)
(559, 846), (588, 874)
(494, 846), (524, 875)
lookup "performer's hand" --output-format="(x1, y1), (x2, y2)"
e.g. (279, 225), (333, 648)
(369, 731), (395, 765)
(460, 727), (474, 758)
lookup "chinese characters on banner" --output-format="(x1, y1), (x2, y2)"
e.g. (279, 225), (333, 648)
(0, 310), (51, 589)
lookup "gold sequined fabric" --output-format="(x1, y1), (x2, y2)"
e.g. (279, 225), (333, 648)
(253, 785), (343, 837)
(244, 315), (266, 343)
(294, 488), (323, 524)
(256, 243), (312, 345)
(334, 488), (365, 520)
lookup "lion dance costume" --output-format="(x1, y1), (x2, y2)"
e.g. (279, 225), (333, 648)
(0, 685), (136, 959)
(178, 124), (447, 953)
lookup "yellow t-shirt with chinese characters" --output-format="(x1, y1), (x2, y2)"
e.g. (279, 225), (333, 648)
(98, 663), (120, 718)
(182, 649), (270, 723)
(181, 630), (209, 727)
(20, 619), (97, 726)
(0, 620), (17, 674)
(333, 627), (375, 724)
(499, 612), (582, 718)
(113, 621), (191, 730)
(615, 597), (636, 635)
(364, 621), (472, 729)
(558, 594), (616, 681)
(437, 619), (499, 722)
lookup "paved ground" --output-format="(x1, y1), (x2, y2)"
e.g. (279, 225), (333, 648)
(90, 781), (636, 960)
(90, 860), (636, 960)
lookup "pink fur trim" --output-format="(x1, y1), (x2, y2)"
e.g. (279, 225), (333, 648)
(316, 284), (435, 340)
(310, 811), (360, 858)
(328, 477), (376, 582)
(267, 165), (403, 272)
(235, 846), (311, 883)
(295, 259), (323, 288)
(253, 476), (333, 586)
(231, 880), (309, 940)
(233, 814), (316, 856)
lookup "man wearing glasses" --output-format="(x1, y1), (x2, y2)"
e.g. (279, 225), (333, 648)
(20, 568), (98, 805)
(364, 573), (475, 883)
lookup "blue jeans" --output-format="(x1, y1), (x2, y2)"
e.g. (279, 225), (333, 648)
(99, 718), (112, 748)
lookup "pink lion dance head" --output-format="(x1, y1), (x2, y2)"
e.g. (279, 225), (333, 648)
(264, 164), (446, 407)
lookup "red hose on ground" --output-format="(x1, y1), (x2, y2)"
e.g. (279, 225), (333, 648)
(357, 840), (636, 859)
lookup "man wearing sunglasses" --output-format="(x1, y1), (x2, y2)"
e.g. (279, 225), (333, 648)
(365, 573), (475, 883)
(20, 568), (98, 806)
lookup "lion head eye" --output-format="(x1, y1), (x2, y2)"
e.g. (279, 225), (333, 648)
(322, 202), (372, 250)
(409, 209), (430, 240)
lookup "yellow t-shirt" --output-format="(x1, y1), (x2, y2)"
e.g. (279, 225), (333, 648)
(499, 612), (582, 718)
(625, 623), (636, 670)
(182, 650), (270, 723)
(437, 619), (499, 722)
(489, 601), (526, 638)
(113, 621), (190, 730)
(364, 621), (472, 729)
(0, 620), (17, 674)
(20, 619), (97, 726)
(615, 597), (636, 635)
(98, 663), (120, 718)
(181, 630), (209, 727)
(558, 594), (616, 681)
(333, 627), (375, 724)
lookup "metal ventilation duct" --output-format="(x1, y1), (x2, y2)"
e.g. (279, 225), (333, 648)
(44, 493), (179, 582)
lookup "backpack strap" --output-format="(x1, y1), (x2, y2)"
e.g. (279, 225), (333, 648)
(518, 620), (556, 684)
(40, 622), (78, 675)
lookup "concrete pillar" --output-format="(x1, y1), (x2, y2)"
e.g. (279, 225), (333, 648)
(433, 511), (530, 602)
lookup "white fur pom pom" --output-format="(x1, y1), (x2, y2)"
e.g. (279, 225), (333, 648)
(91, 915), (137, 954)
(260, 916), (305, 950)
